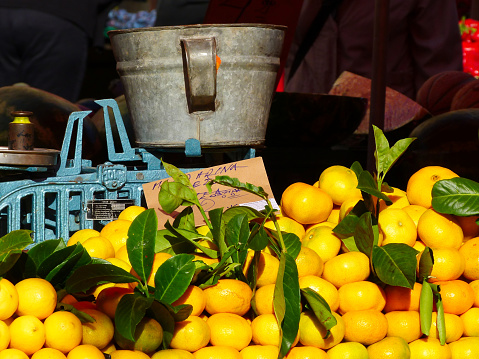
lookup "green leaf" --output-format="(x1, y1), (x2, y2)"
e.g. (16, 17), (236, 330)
(127, 209), (157, 285)
(434, 289), (446, 345)
(371, 243), (417, 288)
(282, 233), (302, 260)
(420, 280), (434, 336)
(154, 254), (196, 304)
(357, 171), (390, 203)
(353, 212), (376, 259)
(65, 263), (139, 294)
(207, 175), (269, 200)
(417, 247), (434, 283)
(155, 228), (197, 255)
(147, 301), (176, 350)
(431, 177), (479, 216)
(114, 293), (154, 341)
(333, 200), (369, 238)
(172, 207), (196, 231)
(38, 244), (91, 288)
(222, 206), (265, 224)
(301, 288), (337, 333)
(248, 224), (270, 252)
(158, 181), (199, 214)
(225, 214), (250, 260)
(162, 161), (194, 187)
(274, 252), (301, 358)
(209, 208), (228, 258)
(0, 230), (33, 276)
(373, 125), (415, 183)
(25, 239), (66, 273)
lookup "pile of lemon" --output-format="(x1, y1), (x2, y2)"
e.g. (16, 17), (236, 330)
(1, 165), (479, 359)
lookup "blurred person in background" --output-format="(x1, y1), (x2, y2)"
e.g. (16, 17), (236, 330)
(0, 0), (120, 102)
(284, 0), (463, 99)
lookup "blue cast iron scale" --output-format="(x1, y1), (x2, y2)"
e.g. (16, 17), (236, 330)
(0, 99), (255, 243)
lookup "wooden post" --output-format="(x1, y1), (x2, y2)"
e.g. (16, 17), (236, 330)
(367, 0), (390, 173)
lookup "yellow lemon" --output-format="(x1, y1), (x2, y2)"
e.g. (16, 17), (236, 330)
(44, 310), (83, 353)
(318, 165), (361, 206)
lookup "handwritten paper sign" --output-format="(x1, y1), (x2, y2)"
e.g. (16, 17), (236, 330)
(142, 157), (278, 229)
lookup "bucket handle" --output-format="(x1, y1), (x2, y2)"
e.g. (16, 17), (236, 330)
(181, 37), (217, 113)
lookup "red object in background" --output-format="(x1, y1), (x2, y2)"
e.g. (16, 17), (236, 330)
(460, 17), (479, 76)
(276, 72), (284, 92)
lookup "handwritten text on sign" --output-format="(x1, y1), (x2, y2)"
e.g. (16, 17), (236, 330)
(142, 157), (277, 228)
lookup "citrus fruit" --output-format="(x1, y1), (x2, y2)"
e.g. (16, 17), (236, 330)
(0, 349), (29, 359)
(102, 342), (117, 354)
(326, 341), (369, 359)
(337, 280), (386, 314)
(240, 345), (279, 359)
(281, 182), (334, 225)
(383, 282), (422, 312)
(428, 312), (464, 343)
(409, 337), (452, 359)
(417, 209), (464, 249)
(327, 208), (340, 224)
(251, 313), (298, 347)
(338, 196), (363, 221)
(378, 207), (417, 246)
(252, 283), (275, 315)
(203, 279), (252, 316)
(456, 215), (479, 240)
(207, 313), (252, 351)
(299, 310), (345, 349)
(242, 251), (279, 288)
(192, 345), (242, 359)
(342, 309), (388, 346)
(385, 310), (422, 343)
(367, 336), (411, 359)
(31, 348), (67, 359)
(59, 294), (78, 305)
(402, 204), (428, 228)
(115, 245), (131, 266)
(80, 308), (114, 349)
(406, 165), (459, 208)
(66, 344), (105, 359)
(66, 228), (100, 246)
(100, 219), (132, 240)
(169, 315), (211, 352)
(106, 231), (130, 254)
(172, 285), (206, 317)
(298, 275), (339, 312)
(0, 320), (10, 351)
(285, 345), (329, 359)
(109, 350), (151, 359)
(321, 251), (370, 288)
(295, 246), (324, 277)
(44, 310), (83, 353)
(459, 237), (479, 280)
(460, 307), (479, 337)
(429, 247), (465, 282)
(435, 279), (475, 315)
(118, 205), (146, 222)
(377, 187), (410, 212)
(130, 252), (172, 288)
(449, 337), (479, 359)
(264, 216), (306, 239)
(15, 277), (57, 319)
(150, 349), (195, 358)
(82, 235), (116, 259)
(9, 314), (46, 355)
(105, 257), (132, 272)
(0, 278), (18, 320)
(151, 349), (195, 359)
(470, 279), (479, 307)
(318, 165), (361, 206)
(302, 226), (342, 262)
(114, 316), (163, 354)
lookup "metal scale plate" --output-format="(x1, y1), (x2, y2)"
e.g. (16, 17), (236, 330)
(0, 147), (59, 166)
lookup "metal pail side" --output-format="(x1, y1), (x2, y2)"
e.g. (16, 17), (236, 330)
(108, 24), (286, 148)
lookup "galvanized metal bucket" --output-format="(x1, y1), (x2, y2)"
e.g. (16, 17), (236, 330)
(108, 24), (286, 148)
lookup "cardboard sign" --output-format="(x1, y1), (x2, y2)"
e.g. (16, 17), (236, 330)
(203, 0), (304, 86)
(142, 157), (278, 229)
